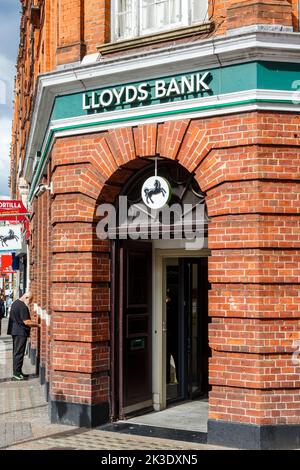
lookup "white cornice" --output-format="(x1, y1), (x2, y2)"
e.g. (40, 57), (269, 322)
(23, 27), (300, 181)
(52, 102), (300, 140)
(49, 89), (298, 132)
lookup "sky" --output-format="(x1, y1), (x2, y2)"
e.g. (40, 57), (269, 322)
(0, 0), (21, 198)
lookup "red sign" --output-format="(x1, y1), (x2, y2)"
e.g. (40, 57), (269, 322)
(0, 254), (14, 274)
(0, 200), (28, 221)
(0, 200), (30, 239)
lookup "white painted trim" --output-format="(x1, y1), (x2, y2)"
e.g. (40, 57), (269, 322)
(226, 24), (294, 36)
(49, 105), (249, 137)
(153, 253), (165, 411)
(153, 247), (210, 411)
(23, 27), (300, 182)
(81, 53), (100, 66)
(50, 88), (297, 131)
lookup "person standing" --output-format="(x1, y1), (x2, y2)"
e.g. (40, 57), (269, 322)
(7, 292), (40, 381)
(166, 288), (179, 384)
(0, 295), (5, 336)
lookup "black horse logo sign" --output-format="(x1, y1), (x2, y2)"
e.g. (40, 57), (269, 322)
(144, 179), (167, 205)
(0, 229), (19, 247)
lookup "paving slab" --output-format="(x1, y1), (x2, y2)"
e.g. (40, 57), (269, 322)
(1, 318), (226, 450)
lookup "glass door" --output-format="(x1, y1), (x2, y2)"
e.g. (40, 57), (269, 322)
(165, 261), (185, 403)
(165, 257), (209, 404)
(181, 258), (209, 399)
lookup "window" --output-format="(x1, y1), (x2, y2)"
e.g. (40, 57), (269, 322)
(113, 0), (209, 41)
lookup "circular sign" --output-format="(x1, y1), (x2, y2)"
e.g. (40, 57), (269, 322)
(141, 176), (171, 210)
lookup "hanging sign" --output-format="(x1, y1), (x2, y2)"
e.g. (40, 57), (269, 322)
(0, 224), (22, 251)
(0, 254), (15, 274)
(0, 199), (28, 222)
(0, 200), (30, 240)
(142, 176), (171, 210)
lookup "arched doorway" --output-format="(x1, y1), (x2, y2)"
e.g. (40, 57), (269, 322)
(103, 159), (210, 420)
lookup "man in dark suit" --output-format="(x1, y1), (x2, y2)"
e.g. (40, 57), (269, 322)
(7, 292), (40, 381)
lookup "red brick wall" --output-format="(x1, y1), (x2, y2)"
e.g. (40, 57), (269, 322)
(84, 0), (111, 53)
(227, 1), (293, 31)
(26, 110), (300, 425)
(56, 0), (85, 65)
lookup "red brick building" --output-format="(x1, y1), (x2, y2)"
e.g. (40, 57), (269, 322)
(10, 0), (300, 449)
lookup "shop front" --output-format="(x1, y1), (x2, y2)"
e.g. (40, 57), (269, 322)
(23, 29), (300, 449)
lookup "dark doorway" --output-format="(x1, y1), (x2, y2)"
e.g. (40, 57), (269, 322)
(112, 249), (209, 419)
(166, 258), (209, 403)
(114, 240), (153, 418)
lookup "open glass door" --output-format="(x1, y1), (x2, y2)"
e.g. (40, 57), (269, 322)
(182, 258), (209, 399)
(165, 261), (185, 403)
(165, 257), (209, 404)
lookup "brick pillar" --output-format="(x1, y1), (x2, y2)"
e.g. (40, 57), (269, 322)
(227, 0), (293, 30)
(56, 0), (85, 66)
(49, 138), (110, 427)
(84, 0), (110, 53)
(201, 114), (300, 449)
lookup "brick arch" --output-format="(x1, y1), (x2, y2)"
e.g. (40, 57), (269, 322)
(93, 120), (212, 208)
(50, 119), (212, 254)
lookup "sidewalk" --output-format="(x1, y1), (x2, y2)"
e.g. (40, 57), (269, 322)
(0, 319), (224, 450)
(0, 318), (73, 449)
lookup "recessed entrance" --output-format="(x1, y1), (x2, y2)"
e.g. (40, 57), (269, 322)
(111, 240), (210, 421)
(165, 257), (209, 404)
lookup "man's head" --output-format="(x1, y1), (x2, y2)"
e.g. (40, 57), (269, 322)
(20, 292), (33, 306)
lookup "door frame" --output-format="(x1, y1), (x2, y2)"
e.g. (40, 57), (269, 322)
(152, 247), (210, 412)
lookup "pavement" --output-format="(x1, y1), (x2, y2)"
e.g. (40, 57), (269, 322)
(0, 318), (225, 450)
(127, 399), (208, 433)
(0, 317), (74, 449)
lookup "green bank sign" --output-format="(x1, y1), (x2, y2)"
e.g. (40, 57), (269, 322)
(29, 60), (300, 202)
(52, 61), (300, 121)
(82, 72), (211, 111)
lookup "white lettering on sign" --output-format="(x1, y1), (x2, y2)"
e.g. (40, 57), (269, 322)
(155, 80), (167, 99)
(0, 201), (22, 210)
(82, 72), (211, 111)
